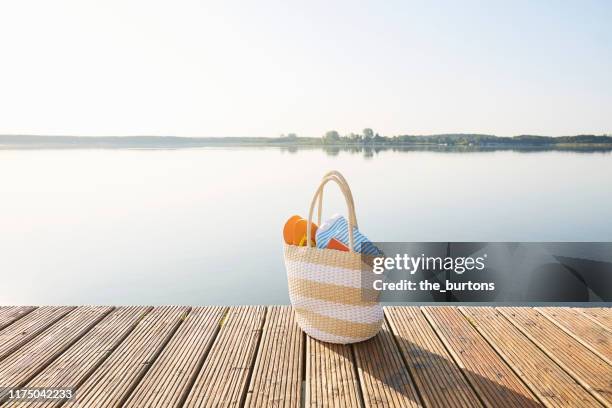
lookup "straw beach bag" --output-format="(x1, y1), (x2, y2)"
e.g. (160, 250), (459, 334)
(284, 171), (383, 344)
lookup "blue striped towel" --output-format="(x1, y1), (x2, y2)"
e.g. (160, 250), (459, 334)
(316, 214), (381, 255)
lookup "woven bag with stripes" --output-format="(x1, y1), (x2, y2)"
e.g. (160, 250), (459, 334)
(284, 171), (383, 344)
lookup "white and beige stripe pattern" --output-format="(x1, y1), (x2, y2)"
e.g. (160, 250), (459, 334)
(285, 244), (383, 343)
(283, 171), (383, 344)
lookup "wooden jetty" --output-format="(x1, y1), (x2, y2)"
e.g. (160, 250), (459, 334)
(0, 306), (610, 407)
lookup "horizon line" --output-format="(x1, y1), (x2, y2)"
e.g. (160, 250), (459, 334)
(2, 132), (612, 139)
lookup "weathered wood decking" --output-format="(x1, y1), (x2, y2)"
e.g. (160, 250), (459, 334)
(0, 306), (610, 407)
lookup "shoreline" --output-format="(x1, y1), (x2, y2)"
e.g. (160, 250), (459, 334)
(3, 144), (612, 153)
(2, 134), (612, 151)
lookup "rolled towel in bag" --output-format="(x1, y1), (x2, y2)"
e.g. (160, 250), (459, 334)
(316, 214), (380, 255)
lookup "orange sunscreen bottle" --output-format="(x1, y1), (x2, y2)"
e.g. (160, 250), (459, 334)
(327, 238), (349, 251)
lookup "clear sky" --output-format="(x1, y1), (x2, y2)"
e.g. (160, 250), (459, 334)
(1, 0), (610, 137)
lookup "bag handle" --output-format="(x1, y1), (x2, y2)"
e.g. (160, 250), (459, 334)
(307, 173), (356, 251)
(316, 170), (357, 228)
(307, 171), (358, 252)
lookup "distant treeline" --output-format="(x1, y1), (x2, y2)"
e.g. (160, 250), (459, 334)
(1, 131), (612, 148)
(317, 129), (612, 146)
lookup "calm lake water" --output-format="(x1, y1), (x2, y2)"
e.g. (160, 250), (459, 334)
(1, 147), (611, 305)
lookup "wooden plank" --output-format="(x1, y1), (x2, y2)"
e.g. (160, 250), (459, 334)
(0, 306), (36, 331)
(0, 306), (74, 362)
(353, 319), (421, 408)
(184, 306), (266, 408)
(461, 307), (601, 408)
(13, 306), (151, 408)
(422, 307), (540, 408)
(0, 306), (112, 403)
(61, 306), (188, 408)
(499, 307), (612, 406)
(245, 306), (303, 408)
(386, 307), (483, 408)
(306, 335), (362, 407)
(537, 307), (611, 365)
(578, 308), (612, 331)
(124, 307), (226, 408)
(0, 305), (605, 407)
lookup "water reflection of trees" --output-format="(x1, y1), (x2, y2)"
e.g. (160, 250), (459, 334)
(278, 145), (612, 158)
